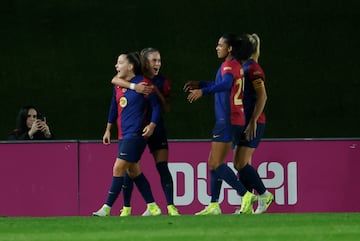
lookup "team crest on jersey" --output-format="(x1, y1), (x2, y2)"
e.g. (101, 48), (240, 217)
(119, 96), (127, 107)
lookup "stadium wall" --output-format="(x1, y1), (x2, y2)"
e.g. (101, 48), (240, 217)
(1, 1), (360, 140)
(0, 139), (359, 217)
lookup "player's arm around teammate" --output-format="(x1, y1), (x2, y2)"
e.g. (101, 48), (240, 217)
(92, 52), (161, 217)
(109, 48), (180, 216)
(111, 75), (153, 95)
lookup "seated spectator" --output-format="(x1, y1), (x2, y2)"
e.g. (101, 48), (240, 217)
(8, 105), (53, 140)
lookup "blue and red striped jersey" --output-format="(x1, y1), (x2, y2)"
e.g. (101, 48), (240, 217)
(107, 75), (161, 139)
(242, 59), (266, 124)
(144, 74), (170, 133)
(200, 58), (245, 126)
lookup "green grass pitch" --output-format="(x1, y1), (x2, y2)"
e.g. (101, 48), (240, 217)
(0, 213), (359, 241)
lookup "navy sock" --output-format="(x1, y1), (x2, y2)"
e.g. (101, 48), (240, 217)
(210, 170), (222, 202)
(239, 172), (253, 192)
(122, 172), (134, 207)
(215, 163), (247, 196)
(105, 176), (124, 207)
(156, 162), (174, 205)
(239, 164), (266, 195)
(134, 173), (155, 203)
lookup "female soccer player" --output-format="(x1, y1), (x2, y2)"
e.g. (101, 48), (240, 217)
(92, 52), (162, 216)
(232, 33), (274, 214)
(111, 48), (179, 216)
(183, 33), (256, 215)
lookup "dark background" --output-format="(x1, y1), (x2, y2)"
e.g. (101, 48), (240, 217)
(1, 0), (359, 140)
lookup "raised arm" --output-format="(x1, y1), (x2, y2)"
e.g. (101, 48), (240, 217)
(111, 75), (152, 95)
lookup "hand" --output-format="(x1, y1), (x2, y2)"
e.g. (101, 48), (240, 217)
(135, 82), (153, 95)
(183, 81), (200, 92)
(28, 119), (44, 138)
(142, 123), (156, 138)
(103, 130), (111, 145)
(187, 89), (203, 103)
(111, 74), (119, 84)
(244, 121), (257, 141)
(38, 118), (52, 137)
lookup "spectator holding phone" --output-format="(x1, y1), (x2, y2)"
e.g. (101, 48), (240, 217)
(8, 105), (53, 140)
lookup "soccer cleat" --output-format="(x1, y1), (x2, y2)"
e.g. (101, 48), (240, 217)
(234, 207), (253, 214)
(119, 206), (131, 217)
(142, 203), (162, 216)
(195, 202), (222, 215)
(92, 204), (111, 217)
(254, 191), (274, 214)
(167, 204), (180, 216)
(238, 191), (258, 214)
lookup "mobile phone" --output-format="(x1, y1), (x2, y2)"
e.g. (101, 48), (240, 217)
(37, 113), (45, 121)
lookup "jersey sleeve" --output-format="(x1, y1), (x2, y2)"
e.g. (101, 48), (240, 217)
(147, 93), (161, 125)
(248, 64), (265, 81)
(201, 61), (235, 95)
(143, 77), (161, 124)
(202, 73), (233, 95)
(248, 64), (265, 89)
(107, 87), (118, 124)
(199, 80), (214, 88)
(162, 77), (171, 97)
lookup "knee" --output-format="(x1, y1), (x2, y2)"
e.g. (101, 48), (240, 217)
(208, 160), (221, 170)
(113, 166), (124, 176)
(234, 161), (247, 171)
(127, 169), (141, 179)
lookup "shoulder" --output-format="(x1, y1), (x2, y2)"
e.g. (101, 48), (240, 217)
(244, 59), (261, 71)
(131, 75), (147, 84)
(8, 129), (26, 140)
(244, 60), (265, 79)
(153, 74), (170, 84)
(222, 59), (241, 73)
(9, 128), (21, 135)
(251, 61), (264, 72)
(225, 58), (241, 67)
(155, 73), (167, 80)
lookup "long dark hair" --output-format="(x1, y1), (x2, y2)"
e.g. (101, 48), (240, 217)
(126, 52), (143, 75)
(221, 33), (252, 62)
(15, 105), (38, 132)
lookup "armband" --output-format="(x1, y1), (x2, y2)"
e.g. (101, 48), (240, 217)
(130, 83), (136, 90)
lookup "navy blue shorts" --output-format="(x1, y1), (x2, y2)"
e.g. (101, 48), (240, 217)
(117, 138), (147, 163)
(211, 123), (232, 142)
(231, 125), (245, 146)
(232, 123), (265, 148)
(147, 131), (168, 153)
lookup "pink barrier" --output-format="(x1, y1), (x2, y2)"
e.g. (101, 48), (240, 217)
(79, 143), (164, 216)
(1, 139), (359, 216)
(0, 142), (78, 216)
(100, 140), (358, 214)
(251, 140), (360, 213)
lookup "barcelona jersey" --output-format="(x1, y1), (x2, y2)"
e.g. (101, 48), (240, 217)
(242, 59), (266, 124)
(107, 75), (161, 139)
(200, 58), (245, 126)
(144, 74), (170, 133)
